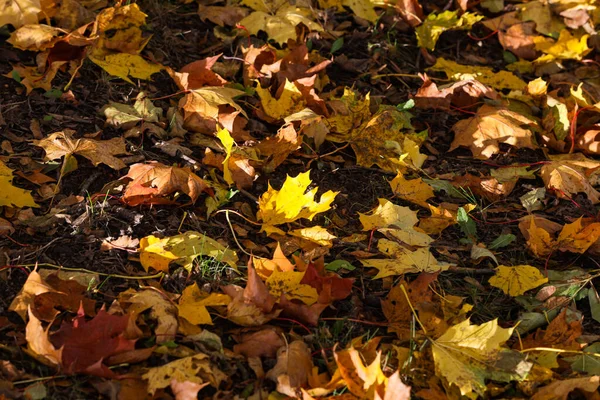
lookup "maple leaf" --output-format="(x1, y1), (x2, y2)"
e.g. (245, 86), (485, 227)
(350, 107), (427, 172)
(179, 86), (247, 134)
(359, 198), (418, 231)
(143, 353), (227, 396)
(139, 231), (238, 272)
(0, 0), (40, 28)
(389, 173), (434, 207)
(256, 124), (302, 173)
(428, 58), (527, 91)
(257, 171), (338, 235)
(34, 129), (128, 170)
(318, 0), (377, 22)
(0, 160), (38, 208)
(7, 24), (62, 51)
(256, 79), (307, 121)
(197, 4), (249, 27)
(178, 283), (231, 326)
(540, 155), (600, 204)
(266, 270), (319, 305)
(122, 162), (212, 206)
(414, 75), (500, 111)
(5, 63), (65, 94)
(533, 30), (591, 64)
(488, 265), (548, 296)
(415, 11), (483, 50)
(325, 88), (372, 142)
(361, 245), (449, 279)
(238, 4), (323, 45)
(232, 326), (286, 358)
(450, 104), (538, 159)
(253, 243), (295, 279)
(26, 307), (139, 377)
(300, 260), (353, 304)
(119, 289), (178, 343)
(431, 319), (532, 396)
(222, 263), (280, 326)
(522, 216), (600, 258)
(266, 340), (313, 397)
(168, 55), (227, 90)
(102, 92), (162, 132)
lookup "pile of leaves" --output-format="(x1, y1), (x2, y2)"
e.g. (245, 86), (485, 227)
(0, 0), (600, 398)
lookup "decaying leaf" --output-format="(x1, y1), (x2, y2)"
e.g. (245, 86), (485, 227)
(122, 162), (212, 206)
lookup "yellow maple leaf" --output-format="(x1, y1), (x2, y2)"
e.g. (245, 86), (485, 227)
(256, 79), (305, 121)
(177, 283), (231, 325)
(325, 88), (371, 142)
(318, 0), (377, 22)
(428, 58), (526, 91)
(389, 173), (434, 207)
(351, 107), (425, 172)
(359, 199), (418, 231)
(238, 4), (323, 45)
(488, 265), (548, 297)
(7, 24), (62, 52)
(288, 226), (336, 247)
(266, 270), (318, 305)
(534, 30), (591, 64)
(88, 53), (164, 84)
(416, 11), (483, 51)
(257, 171), (338, 234)
(432, 319), (531, 396)
(139, 231), (238, 272)
(360, 247), (449, 279)
(556, 218), (600, 254)
(0, 161), (38, 208)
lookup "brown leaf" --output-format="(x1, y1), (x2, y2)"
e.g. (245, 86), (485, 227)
(168, 55), (227, 91)
(33, 273), (97, 321)
(120, 289), (178, 344)
(414, 76), (499, 111)
(532, 376), (600, 400)
(256, 124), (302, 173)
(395, 0), (423, 27)
(33, 129), (128, 170)
(540, 158), (600, 204)
(232, 326), (285, 358)
(520, 309), (582, 351)
(196, 4), (249, 27)
(451, 173), (516, 201)
(266, 340), (312, 397)
(25, 308), (62, 369)
(498, 22), (538, 60)
(9, 270), (53, 321)
(222, 263), (280, 326)
(450, 104), (538, 159)
(122, 161), (212, 206)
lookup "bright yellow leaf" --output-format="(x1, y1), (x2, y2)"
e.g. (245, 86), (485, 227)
(534, 30), (590, 64)
(0, 160), (38, 208)
(139, 231), (238, 272)
(253, 243), (295, 279)
(557, 217), (600, 254)
(489, 265), (548, 296)
(88, 53), (164, 84)
(389, 173), (434, 207)
(527, 77), (548, 96)
(178, 283), (231, 325)
(416, 11), (483, 50)
(266, 270), (318, 305)
(216, 128), (235, 185)
(256, 79), (305, 121)
(257, 171), (338, 233)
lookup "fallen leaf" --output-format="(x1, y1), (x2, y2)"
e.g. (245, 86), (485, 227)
(532, 376), (600, 400)
(253, 243), (295, 279)
(7, 24), (62, 51)
(416, 11), (483, 50)
(178, 283), (231, 326)
(121, 289), (178, 343)
(257, 171), (338, 235)
(266, 340), (313, 397)
(0, 0), (40, 28)
(540, 157), (600, 204)
(88, 53), (163, 84)
(143, 353), (225, 395)
(266, 271), (318, 305)
(102, 91), (162, 131)
(139, 231), (238, 272)
(179, 87), (246, 134)
(389, 173), (434, 207)
(361, 245), (449, 279)
(489, 265), (548, 296)
(428, 58), (527, 91)
(359, 198), (418, 231)
(432, 319), (531, 396)
(34, 129), (128, 170)
(450, 104), (537, 159)
(414, 75), (499, 111)
(122, 162), (211, 206)
(232, 326), (285, 358)
(168, 55), (227, 90)
(0, 160), (38, 208)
